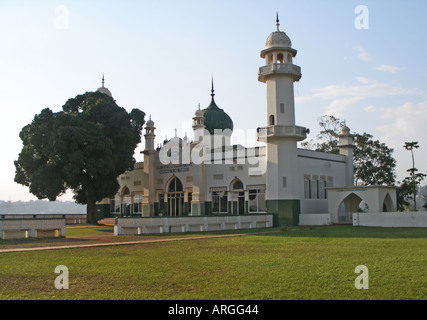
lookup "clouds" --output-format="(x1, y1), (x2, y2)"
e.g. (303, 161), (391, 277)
(354, 45), (373, 62)
(367, 99), (427, 181)
(313, 80), (421, 99)
(307, 78), (423, 117)
(371, 100), (427, 145)
(354, 46), (402, 74)
(302, 46), (418, 117)
(376, 64), (401, 73)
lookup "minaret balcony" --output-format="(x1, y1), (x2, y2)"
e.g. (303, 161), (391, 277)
(258, 63), (302, 82)
(257, 125), (307, 142)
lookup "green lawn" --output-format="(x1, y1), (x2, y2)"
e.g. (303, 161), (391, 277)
(1, 226), (427, 300)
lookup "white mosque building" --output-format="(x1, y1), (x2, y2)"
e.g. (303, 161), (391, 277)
(96, 16), (397, 228)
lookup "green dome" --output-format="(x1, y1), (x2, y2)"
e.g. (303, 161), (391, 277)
(202, 88), (233, 135)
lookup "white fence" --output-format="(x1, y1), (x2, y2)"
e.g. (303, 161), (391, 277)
(114, 214), (273, 235)
(0, 214), (86, 224)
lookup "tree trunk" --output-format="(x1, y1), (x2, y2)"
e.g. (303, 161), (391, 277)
(86, 197), (98, 225)
(412, 149), (417, 211)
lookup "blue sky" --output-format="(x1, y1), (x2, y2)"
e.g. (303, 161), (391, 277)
(1, 0), (426, 201)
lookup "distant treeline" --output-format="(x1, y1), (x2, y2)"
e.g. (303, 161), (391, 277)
(0, 200), (86, 214)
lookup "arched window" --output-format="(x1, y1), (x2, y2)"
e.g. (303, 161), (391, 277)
(232, 179), (243, 190)
(168, 177), (183, 193)
(167, 177), (184, 216)
(277, 53), (284, 64)
(230, 179), (244, 215)
(122, 187), (130, 197)
(269, 115), (275, 126)
(287, 54), (292, 64)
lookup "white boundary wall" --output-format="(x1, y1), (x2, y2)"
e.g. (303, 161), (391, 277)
(353, 212), (427, 227)
(114, 215), (273, 235)
(299, 214), (331, 226)
(0, 218), (66, 239)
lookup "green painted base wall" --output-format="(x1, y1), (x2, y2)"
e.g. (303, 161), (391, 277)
(267, 199), (300, 227)
(191, 203), (205, 216)
(204, 202), (211, 215)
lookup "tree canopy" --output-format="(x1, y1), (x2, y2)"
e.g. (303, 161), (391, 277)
(14, 91), (145, 224)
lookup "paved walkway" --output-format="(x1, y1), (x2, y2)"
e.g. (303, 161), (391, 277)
(0, 230), (278, 253)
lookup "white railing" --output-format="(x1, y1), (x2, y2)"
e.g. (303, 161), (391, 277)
(259, 63), (301, 77)
(257, 125), (307, 140)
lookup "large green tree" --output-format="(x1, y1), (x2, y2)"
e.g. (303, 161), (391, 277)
(302, 115), (396, 186)
(14, 91), (145, 224)
(353, 132), (396, 186)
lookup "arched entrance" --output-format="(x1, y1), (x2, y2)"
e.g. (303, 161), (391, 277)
(337, 193), (363, 223)
(327, 186), (398, 225)
(167, 177), (184, 216)
(382, 193), (393, 212)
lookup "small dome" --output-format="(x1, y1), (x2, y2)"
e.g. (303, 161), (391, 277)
(265, 31), (292, 49)
(340, 125), (351, 135)
(195, 107), (205, 117)
(146, 118), (155, 127)
(146, 114), (155, 127)
(97, 86), (112, 97)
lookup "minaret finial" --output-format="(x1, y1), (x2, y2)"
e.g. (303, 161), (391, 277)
(276, 12), (280, 31)
(102, 74), (105, 88)
(211, 75), (215, 98)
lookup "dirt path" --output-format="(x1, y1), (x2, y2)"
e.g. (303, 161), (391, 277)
(0, 227), (278, 253)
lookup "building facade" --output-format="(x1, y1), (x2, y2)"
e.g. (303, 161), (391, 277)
(96, 17), (355, 226)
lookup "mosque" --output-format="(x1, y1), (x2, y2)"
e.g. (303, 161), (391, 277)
(95, 16), (393, 227)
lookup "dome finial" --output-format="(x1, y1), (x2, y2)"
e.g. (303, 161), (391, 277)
(276, 12), (280, 31)
(211, 75), (215, 98)
(102, 74), (105, 88)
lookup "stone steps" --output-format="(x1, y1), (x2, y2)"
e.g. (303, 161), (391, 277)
(97, 218), (116, 226)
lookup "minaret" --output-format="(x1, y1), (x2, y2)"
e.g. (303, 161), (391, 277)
(192, 103), (205, 145)
(191, 103), (206, 216)
(258, 13), (303, 128)
(258, 14), (307, 226)
(338, 123), (355, 187)
(144, 115), (156, 151)
(141, 115), (156, 216)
